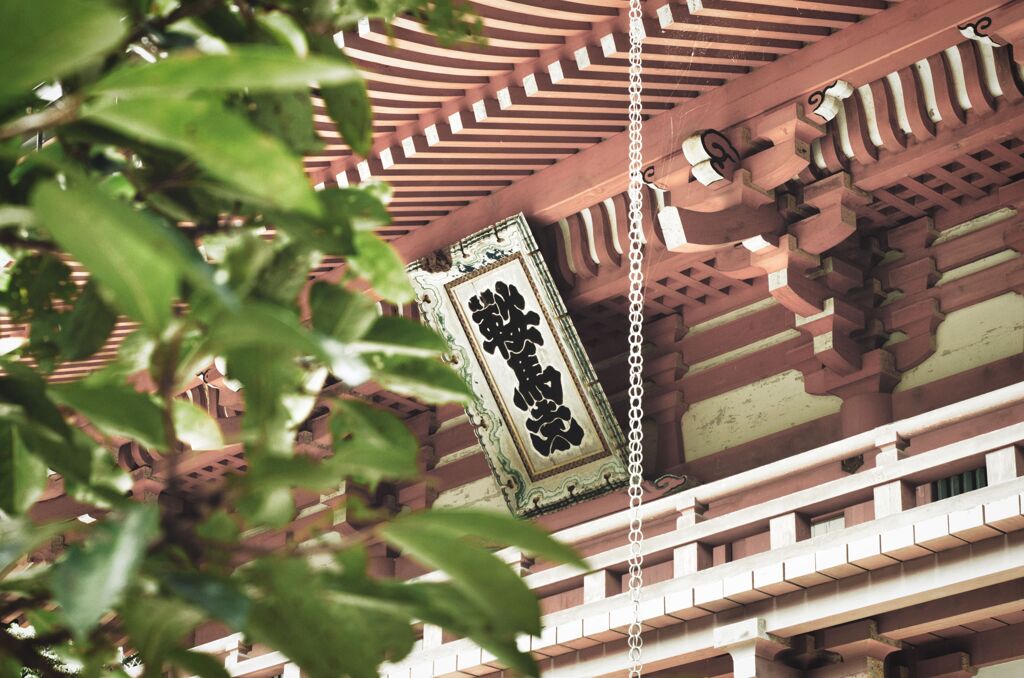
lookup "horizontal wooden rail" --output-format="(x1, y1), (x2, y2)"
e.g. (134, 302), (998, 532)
(537, 381), (1024, 551)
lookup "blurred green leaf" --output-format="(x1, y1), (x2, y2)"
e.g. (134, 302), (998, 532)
(0, 363), (71, 440)
(256, 11), (309, 57)
(50, 380), (166, 450)
(309, 282), (377, 342)
(0, 423), (47, 515)
(0, 0), (125, 109)
(389, 509), (586, 569)
(160, 572), (251, 630)
(309, 35), (372, 156)
(0, 254), (75, 322)
(172, 399), (224, 451)
(330, 399), (419, 485)
(60, 429), (134, 508)
(348, 231), (414, 304)
(321, 80), (373, 157)
(367, 354), (473, 404)
(52, 504), (159, 641)
(321, 185), (390, 232)
(380, 516), (541, 636)
(244, 558), (414, 678)
(194, 510), (240, 544)
(84, 97), (321, 217)
(355, 316), (447, 357)
(236, 484), (295, 528)
(31, 180), (181, 331)
(242, 92), (322, 155)
(168, 649), (231, 678)
(0, 517), (61, 577)
(91, 47), (359, 97)
(58, 281), (118, 361)
(122, 596), (204, 678)
(209, 302), (323, 358)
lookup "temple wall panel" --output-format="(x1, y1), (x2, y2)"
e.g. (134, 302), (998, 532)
(682, 369), (842, 460)
(895, 292), (1024, 392)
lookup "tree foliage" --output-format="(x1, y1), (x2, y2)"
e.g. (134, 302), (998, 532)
(0, 1), (583, 676)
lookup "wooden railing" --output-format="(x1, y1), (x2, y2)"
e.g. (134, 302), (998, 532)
(182, 382), (1024, 677)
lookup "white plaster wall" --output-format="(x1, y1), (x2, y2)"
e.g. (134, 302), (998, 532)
(979, 657), (1024, 677)
(896, 292), (1024, 392)
(682, 369), (841, 461)
(432, 473), (507, 511)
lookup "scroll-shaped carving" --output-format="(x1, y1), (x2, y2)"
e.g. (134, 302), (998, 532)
(681, 129), (740, 186)
(807, 80), (854, 122)
(958, 17), (1001, 47)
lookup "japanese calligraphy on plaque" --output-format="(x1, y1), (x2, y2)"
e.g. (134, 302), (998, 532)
(408, 214), (627, 517)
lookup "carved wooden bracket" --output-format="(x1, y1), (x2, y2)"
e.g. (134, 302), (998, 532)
(961, 5), (1024, 62)
(681, 129), (741, 186)
(807, 80), (854, 123)
(644, 314), (688, 472)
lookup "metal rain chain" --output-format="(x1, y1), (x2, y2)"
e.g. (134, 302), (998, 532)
(625, 0), (646, 673)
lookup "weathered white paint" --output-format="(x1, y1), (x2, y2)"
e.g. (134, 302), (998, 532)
(687, 298), (779, 336)
(896, 292), (1024, 392)
(432, 474), (506, 510)
(933, 207), (1017, 245)
(687, 329), (800, 375)
(935, 250), (1021, 286)
(683, 369), (841, 460)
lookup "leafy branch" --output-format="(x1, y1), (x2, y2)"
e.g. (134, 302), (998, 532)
(0, 1), (584, 676)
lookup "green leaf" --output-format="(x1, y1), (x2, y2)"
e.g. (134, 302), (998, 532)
(121, 596), (204, 678)
(60, 429), (134, 509)
(0, 254), (75, 322)
(309, 282), (377, 342)
(0, 0), (126, 109)
(354, 316), (447, 357)
(244, 558), (415, 678)
(0, 205), (33, 228)
(0, 517), (61, 577)
(236, 484), (295, 528)
(168, 649), (231, 678)
(194, 510), (240, 544)
(379, 517), (541, 636)
(160, 572), (251, 630)
(241, 92), (322, 155)
(0, 363), (71, 440)
(348, 231), (414, 304)
(58, 281), (118, 361)
(91, 47), (359, 97)
(31, 181), (180, 331)
(50, 380), (166, 451)
(367, 354), (473, 404)
(308, 34), (372, 157)
(321, 80), (373, 157)
(52, 504), (159, 641)
(329, 399), (419, 485)
(389, 509), (586, 569)
(0, 423), (47, 514)
(321, 185), (390, 233)
(208, 302), (323, 359)
(256, 11), (309, 57)
(221, 345), (306, 457)
(172, 399), (223, 451)
(84, 97), (321, 217)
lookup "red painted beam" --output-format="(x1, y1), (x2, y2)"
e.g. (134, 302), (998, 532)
(394, 0), (1013, 263)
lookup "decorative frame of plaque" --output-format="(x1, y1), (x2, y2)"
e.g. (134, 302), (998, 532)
(408, 213), (628, 517)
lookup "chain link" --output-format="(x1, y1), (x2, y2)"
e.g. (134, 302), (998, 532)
(625, 0), (645, 674)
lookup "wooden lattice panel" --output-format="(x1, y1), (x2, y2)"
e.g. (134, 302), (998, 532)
(869, 138), (1024, 226)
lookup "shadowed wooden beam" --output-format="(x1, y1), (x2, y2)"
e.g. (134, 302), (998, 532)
(391, 0), (1012, 263)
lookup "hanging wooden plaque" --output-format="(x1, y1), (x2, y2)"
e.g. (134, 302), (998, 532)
(408, 213), (627, 517)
